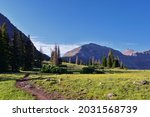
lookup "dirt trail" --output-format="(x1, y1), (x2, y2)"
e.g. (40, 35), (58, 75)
(15, 72), (65, 100)
(16, 79), (50, 100)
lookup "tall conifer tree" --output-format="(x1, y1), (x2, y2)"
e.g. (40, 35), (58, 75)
(0, 23), (10, 72)
(50, 45), (61, 66)
(102, 56), (107, 67)
(10, 29), (21, 71)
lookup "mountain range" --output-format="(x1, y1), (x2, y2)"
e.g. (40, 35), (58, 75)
(63, 43), (150, 69)
(0, 13), (49, 60)
(1, 12), (150, 69)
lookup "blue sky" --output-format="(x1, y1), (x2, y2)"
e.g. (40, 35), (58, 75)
(0, 0), (150, 55)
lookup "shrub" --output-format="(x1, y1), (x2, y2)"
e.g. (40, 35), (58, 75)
(51, 66), (67, 74)
(81, 67), (95, 74)
(94, 69), (105, 74)
(41, 64), (67, 74)
(41, 64), (51, 73)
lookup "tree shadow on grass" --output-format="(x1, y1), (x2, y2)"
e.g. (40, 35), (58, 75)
(0, 77), (18, 82)
(0, 76), (49, 82)
(0, 72), (53, 82)
(16, 77), (49, 82)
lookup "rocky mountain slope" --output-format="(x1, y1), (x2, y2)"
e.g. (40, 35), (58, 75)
(63, 43), (150, 69)
(122, 49), (137, 56)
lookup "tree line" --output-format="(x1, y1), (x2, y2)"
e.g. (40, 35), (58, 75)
(0, 23), (41, 72)
(68, 50), (124, 69)
(101, 50), (124, 68)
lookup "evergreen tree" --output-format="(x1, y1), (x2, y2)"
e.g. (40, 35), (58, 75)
(23, 35), (34, 70)
(0, 28), (3, 71)
(10, 29), (21, 72)
(37, 47), (43, 68)
(102, 56), (107, 67)
(117, 56), (120, 67)
(50, 50), (55, 63)
(88, 57), (92, 65)
(0, 23), (10, 72)
(112, 58), (117, 68)
(107, 55), (112, 68)
(57, 45), (62, 65)
(50, 45), (61, 66)
(107, 50), (114, 68)
(115, 57), (120, 67)
(120, 61), (124, 69)
(108, 50), (114, 61)
(19, 32), (25, 69)
(53, 45), (59, 65)
(112, 57), (120, 68)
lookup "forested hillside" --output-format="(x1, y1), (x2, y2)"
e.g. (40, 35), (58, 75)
(0, 13), (49, 72)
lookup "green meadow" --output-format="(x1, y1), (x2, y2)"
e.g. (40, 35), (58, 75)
(0, 74), (34, 100)
(0, 70), (150, 100)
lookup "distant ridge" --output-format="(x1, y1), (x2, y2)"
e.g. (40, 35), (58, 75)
(63, 43), (150, 69)
(122, 49), (137, 56)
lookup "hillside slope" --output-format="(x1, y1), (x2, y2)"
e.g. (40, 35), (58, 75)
(63, 43), (150, 69)
(0, 13), (49, 60)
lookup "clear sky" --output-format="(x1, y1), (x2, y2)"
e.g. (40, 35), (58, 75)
(0, 0), (150, 55)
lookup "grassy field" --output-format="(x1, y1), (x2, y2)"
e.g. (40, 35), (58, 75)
(0, 74), (34, 100)
(63, 62), (85, 70)
(30, 70), (150, 100)
(0, 70), (150, 100)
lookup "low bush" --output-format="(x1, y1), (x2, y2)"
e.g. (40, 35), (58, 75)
(41, 64), (67, 74)
(94, 69), (105, 74)
(41, 64), (51, 73)
(81, 67), (95, 74)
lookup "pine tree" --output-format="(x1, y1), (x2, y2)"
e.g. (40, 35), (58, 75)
(112, 59), (117, 68)
(107, 55), (112, 68)
(23, 35), (34, 70)
(102, 56), (107, 67)
(120, 61), (124, 69)
(57, 45), (62, 65)
(116, 56), (120, 67)
(19, 32), (25, 69)
(50, 45), (61, 66)
(0, 28), (3, 71)
(112, 56), (121, 68)
(0, 23), (10, 72)
(88, 57), (92, 65)
(50, 50), (54, 63)
(37, 47), (43, 68)
(108, 50), (114, 61)
(53, 45), (59, 66)
(107, 50), (114, 68)
(10, 29), (21, 72)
